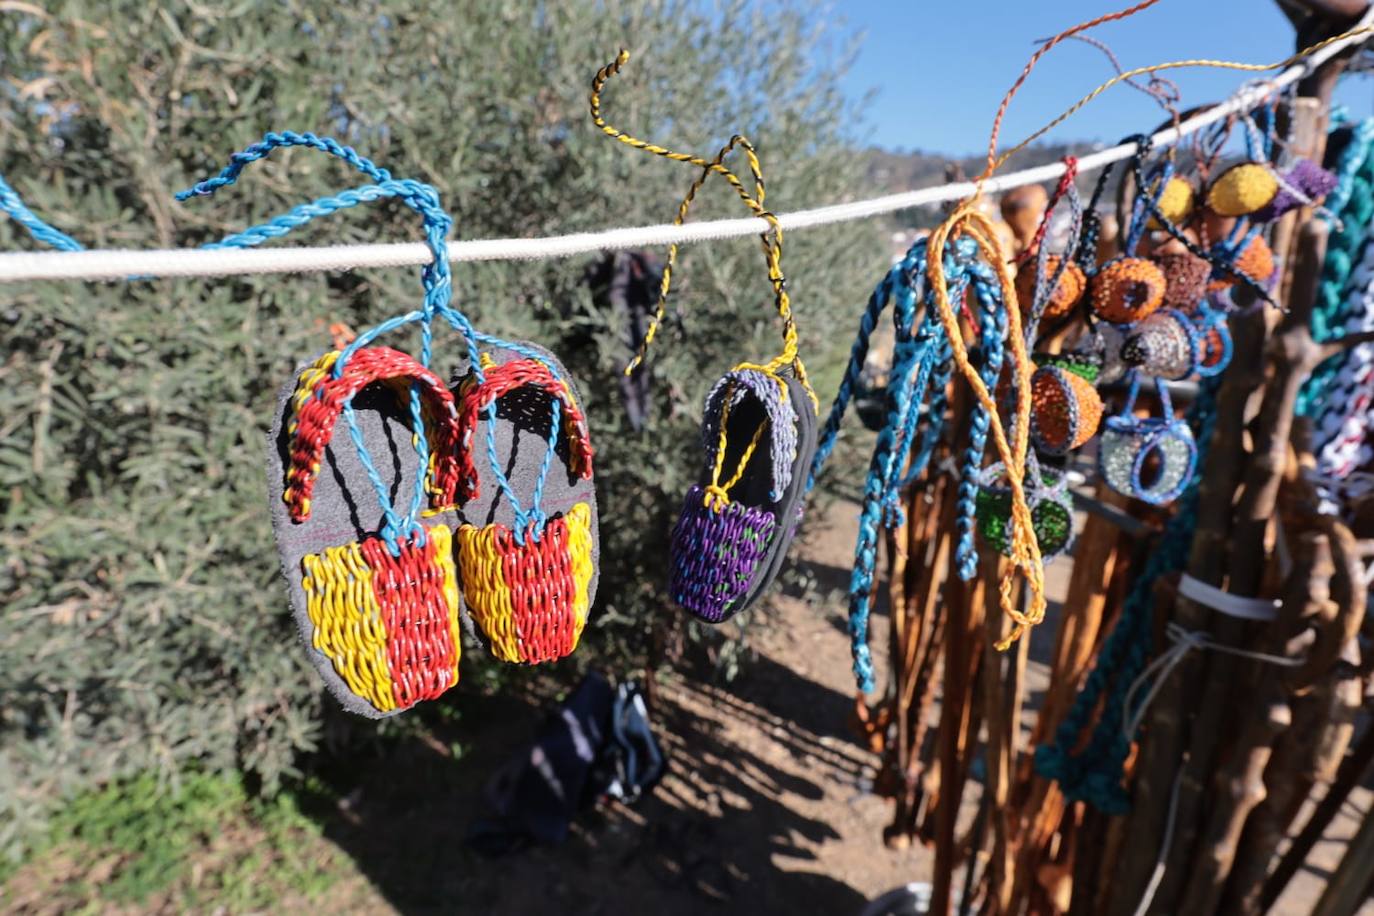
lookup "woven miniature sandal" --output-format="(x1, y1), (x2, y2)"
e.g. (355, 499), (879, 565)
(590, 51), (820, 623)
(451, 343), (598, 664)
(670, 368), (817, 622)
(267, 345), (465, 718)
(180, 131), (593, 711)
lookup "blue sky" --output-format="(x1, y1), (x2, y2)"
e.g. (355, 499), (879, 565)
(835, 0), (1374, 154)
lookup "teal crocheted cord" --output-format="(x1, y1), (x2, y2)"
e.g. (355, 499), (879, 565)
(1297, 118), (1374, 419)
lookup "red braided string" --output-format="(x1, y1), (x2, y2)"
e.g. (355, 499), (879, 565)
(455, 358), (595, 502)
(286, 347), (462, 521)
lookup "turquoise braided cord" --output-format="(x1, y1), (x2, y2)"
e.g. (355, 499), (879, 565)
(179, 133), (564, 548)
(807, 240), (928, 492)
(175, 130), (394, 199)
(954, 257), (1006, 581)
(1299, 118), (1374, 419)
(1034, 375), (1219, 814)
(0, 173), (83, 251)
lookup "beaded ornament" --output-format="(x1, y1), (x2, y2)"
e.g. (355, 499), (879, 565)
(975, 460), (1075, 562)
(1097, 376), (1197, 505)
(1120, 308), (1201, 381)
(1029, 364), (1103, 455)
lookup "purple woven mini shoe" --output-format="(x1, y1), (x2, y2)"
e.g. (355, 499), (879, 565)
(669, 368), (817, 623)
(1253, 158), (1337, 222)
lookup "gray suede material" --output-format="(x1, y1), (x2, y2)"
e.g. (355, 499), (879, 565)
(267, 343), (598, 719)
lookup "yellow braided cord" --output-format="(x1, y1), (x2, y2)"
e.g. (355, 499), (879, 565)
(565, 502), (595, 644)
(301, 538), (397, 713)
(926, 207), (1046, 650)
(455, 522), (521, 662)
(591, 49), (817, 412)
(995, 24), (1374, 171)
(433, 524), (464, 687)
(703, 389), (768, 511)
(283, 350), (341, 516)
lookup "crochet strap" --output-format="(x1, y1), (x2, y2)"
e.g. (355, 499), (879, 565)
(284, 346), (462, 525)
(454, 357), (594, 537)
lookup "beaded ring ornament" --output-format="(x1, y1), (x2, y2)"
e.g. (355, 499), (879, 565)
(975, 460), (1075, 562)
(181, 132), (598, 714)
(1097, 375), (1198, 505)
(591, 51), (819, 624)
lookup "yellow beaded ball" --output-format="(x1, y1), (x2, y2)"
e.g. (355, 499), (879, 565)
(1146, 177), (1195, 229)
(1206, 163), (1279, 217)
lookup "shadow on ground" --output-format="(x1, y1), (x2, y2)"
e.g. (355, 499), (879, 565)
(303, 653), (872, 916)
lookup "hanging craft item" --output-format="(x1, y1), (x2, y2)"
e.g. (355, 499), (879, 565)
(975, 460), (1075, 561)
(1120, 308), (1201, 380)
(590, 51), (818, 624)
(1029, 362), (1103, 455)
(807, 234), (998, 690)
(1254, 157), (1338, 222)
(1097, 376), (1197, 505)
(1206, 161), (1280, 217)
(180, 132), (599, 715)
(452, 345), (598, 665)
(1153, 250), (1212, 311)
(1089, 255), (1167, 323)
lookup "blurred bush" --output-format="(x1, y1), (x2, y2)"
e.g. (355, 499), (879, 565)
(0, 0), (883, 858)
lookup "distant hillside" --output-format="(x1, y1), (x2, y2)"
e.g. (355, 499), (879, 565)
(861, 141), (1113, 230)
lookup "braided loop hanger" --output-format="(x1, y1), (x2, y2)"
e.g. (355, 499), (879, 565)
(591, 49), (817, 414)
(178, 133), (568, 547)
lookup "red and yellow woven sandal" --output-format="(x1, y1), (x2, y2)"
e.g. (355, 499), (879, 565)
(269, 345), (465, 718)
(451, 345), (598, 665)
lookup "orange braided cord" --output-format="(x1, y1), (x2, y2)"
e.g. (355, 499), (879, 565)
(927, 205), (1046, 649)
(456, 503), (594, 664)
(359, 525), (462, 709)
(283, 347), (462, 522)
(454, 357), (594, 502)
(301, 524), (461, 713)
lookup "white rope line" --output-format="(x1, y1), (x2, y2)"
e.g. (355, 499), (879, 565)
(1, 15), (1370, 284)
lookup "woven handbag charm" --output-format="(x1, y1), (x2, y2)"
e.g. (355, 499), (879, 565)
(1097, 375), (1197, 505)
(453, 354), (597, 664)
(591, 49), (819, 625)
(976, 460), (1075, 562)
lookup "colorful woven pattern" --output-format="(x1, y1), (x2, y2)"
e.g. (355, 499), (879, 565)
(670, 485), (779, 622)
(1015, 254), (1084, 320)
(1207, 162), (1279, 216)
(455, 358), (594, 502)
(456, 503), (594, 664)
(301, 524), (461, 714)
(976, 470), (1074, 560)
(284, 346), (463, 522)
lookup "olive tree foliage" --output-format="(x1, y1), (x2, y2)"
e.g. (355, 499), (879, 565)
(0, 0), (883, 855)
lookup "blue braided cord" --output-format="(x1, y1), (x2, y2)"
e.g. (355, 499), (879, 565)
(954, 262), (1006, 581)
(174, 130), (393, 200)
(807, 254), (912, 491)
(180, 132), (567, 547)
(897, 343), (953, 493)
(1034, 376), (1219, 813)
(0, 173), (83, 251)
(1123, 159), (1171, 254)
(881, 331), (941, 529)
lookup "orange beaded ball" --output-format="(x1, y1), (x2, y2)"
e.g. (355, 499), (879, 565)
(1089, 257), (1167, 324)
(1207, 234), (1276, 293)
(1016, 255), (1087, 320)
(1030, 365), (1104, 455)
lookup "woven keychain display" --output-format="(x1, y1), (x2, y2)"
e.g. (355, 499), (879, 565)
(180, 132), (598, 715)
(590, 50), (819, 625)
